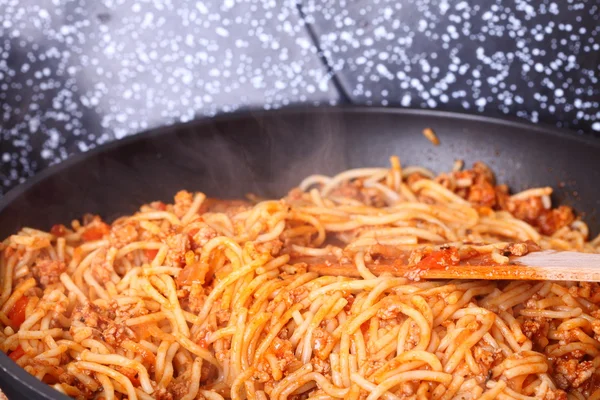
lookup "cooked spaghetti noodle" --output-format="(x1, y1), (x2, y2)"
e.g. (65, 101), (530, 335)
(1, 157), (600, 400)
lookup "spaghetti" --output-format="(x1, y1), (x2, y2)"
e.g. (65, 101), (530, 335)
(1, 157), (600, 400)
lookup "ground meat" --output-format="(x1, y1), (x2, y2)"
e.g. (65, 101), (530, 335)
(187, 283), (206, 314)
(434, 173), (456, 191)
(154, 388), (174, 400)
(90, 253), (112, 284)
(554, 359), (594, 389)
(507, 197), (545, 222)
(504, 199), (574, 236)
(216, 309), (231, 325)
(568, 282), (600, 300)
(312, 328), (334, 360)
(286, 188), (304, 202)
(200, 362), (218, 383)
(504, 241), (539, 257)
(591, 320), (600, 342)
(472, 343), (502, 377)
(522, 317), (550, 344)
(166, 379), (189, 399)
(173, 190), (194, 218)
(329, 181), (386, 207)
(188, 226), (218, 250)
(536, 206), (575, 236)
(329, 181), (362, 202)
(406, 172), (427, 186)
(377, 302), (405, 320)
(31, 259), (66, 288)
(311, 356), (331, 374)
(467, 179), (497, 207)
(109, 223), (139, 248)
(255, 239), (284, 256)
(578, 371), (600, 398)
(405, 322), (421, 350)
(543, 389), (568, 400)
(70, 303), (134, 346)
(268, 338), (300, 375)
(283, 287), (308, 308)
(495, 184), (511, 210)
(472, 161), (496, 184)
(164, 233), (190, 267)
(198, 199), (251, 218)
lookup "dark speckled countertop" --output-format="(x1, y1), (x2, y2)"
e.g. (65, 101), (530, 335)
(0, 0), (598, 195)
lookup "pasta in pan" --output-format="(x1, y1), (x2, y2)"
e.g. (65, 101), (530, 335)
(1, 157), (599, 400)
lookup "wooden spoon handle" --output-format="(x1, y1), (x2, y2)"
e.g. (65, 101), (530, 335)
(305, 251), (600, 282)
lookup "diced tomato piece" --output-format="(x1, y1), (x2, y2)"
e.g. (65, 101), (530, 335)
(176, 261), (209, 287)
(145, 249), (159, 260)
(42, 374), (58, 384)
(151, 201), (167, 211)
(8, 345), (25, 361)
(50, 224), (67, 237)
(82, 222), (110, 241)
(416, 248), (460, 270)
(7, 296), (29, 330)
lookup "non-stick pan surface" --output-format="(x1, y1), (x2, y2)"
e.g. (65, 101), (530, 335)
(0, 107), (599, 399)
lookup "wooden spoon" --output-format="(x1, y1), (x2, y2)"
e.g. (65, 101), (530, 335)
(304, 251), (600, 281)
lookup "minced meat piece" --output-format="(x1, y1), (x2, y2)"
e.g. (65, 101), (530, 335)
(554, 359), (594, 389)
(536, 206), (575, 236)
(31, 259), (66, 288)
(70, 303), (135, 346)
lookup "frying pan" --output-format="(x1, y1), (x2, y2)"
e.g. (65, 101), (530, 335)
(0, 106), (599, 399)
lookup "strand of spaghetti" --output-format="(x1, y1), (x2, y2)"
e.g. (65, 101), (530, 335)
(199, 390), (225, 400)
(444, 312), (495, 373)
(363, 181), (401, 204)
(350, 373), (400, 400)
(74, 361), (138, 400)
(252, 304), (303, 365)
(269, 363), (313, 399)
(142, 267), (182, 276)
(367, 371), (453, 400)
(299, 175), (332, 191)
(160, 274), (190, 338)
(320, 168), (388, 196)
(181, 193), (206, 225)
(131, 211), (181, 226)
(230, 367), (256, 400)
(96, 373), (115, 400)
(301, 291), (343, 363)
(240, 312), (271, 370)
(410, 179), (471, 206)
(309, 278), (381, 301)
(510, 187), (553, 201)
(0, 254), (17, 307)
(255, 220), (286, 243)
(80, 350), (154, 394)
(1, 277), (35, 315)
(111, 381), (155, 400)
(83, 269), (109, 300)
(176, 334), (220, 367)
(158, 342), (179, 388)
(198, 236), (243, 266)
(354, 252), (376, 280)
(229, 307), (247, 382)
(288, 211), (327, 246)
(284, 372), (351, 398)
(116, 241), (164, 259)
(180, 356), (203, 400)
(195, 255), (268, 326)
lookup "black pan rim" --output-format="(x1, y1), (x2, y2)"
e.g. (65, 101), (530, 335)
(0, 105), (599, 399)
(2, 105), (600, 216)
